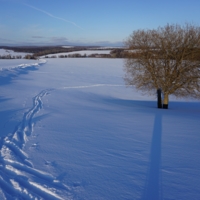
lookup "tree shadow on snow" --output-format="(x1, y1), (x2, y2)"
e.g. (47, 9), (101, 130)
(88, 94), (199, 200)
(142, 112), (163, 200)
(98, 96), (164, 200)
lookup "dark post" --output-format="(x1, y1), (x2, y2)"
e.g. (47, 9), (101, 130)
(157, 88), (162, 108)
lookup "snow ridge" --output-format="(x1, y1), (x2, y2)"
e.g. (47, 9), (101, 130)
(63, 84), (124, 89)
(0, 59), (47, 87)
(17, 59), (46, 69)
(0, 89), (69, 200)
(0, 59), (46, 72)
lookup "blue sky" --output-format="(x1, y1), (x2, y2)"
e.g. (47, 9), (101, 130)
(0, 0), (200, 46)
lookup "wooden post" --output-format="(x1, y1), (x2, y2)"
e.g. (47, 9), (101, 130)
(157, 88), (162, 108)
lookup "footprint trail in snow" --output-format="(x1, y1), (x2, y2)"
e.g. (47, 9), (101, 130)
(0, 89), (69, 200)
(0, 82), (125, 199)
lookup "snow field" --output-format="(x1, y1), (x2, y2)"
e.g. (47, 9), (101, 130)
(41, 50), (111, 58)
(0, 57), (200, 199)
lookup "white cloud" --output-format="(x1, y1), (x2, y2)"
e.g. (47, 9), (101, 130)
(21, 24), (54, 38)
(50, 37), (68, 43)
(32, 36), (45, 39)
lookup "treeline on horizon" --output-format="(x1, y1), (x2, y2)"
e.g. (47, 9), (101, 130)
(1, 45), (200, 60)
(2, 45), (199, 60)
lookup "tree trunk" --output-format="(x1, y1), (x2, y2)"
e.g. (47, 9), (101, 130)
(163, 93), (169, 109)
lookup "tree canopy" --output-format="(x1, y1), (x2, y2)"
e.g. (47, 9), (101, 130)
(124, 23), (200, 108)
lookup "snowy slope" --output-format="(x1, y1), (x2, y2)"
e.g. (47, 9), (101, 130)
(41, 50), (111, 58)
(0, 49), (31, 58)
(0, 58), (200, 200)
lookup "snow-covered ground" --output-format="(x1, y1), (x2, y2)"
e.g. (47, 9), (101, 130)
(0, 56), (200, 200)
(41, 50), (111, 58)
(0, 49), (31, 58)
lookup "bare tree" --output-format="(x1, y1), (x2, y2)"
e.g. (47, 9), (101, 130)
(124, 23), (200, 108)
